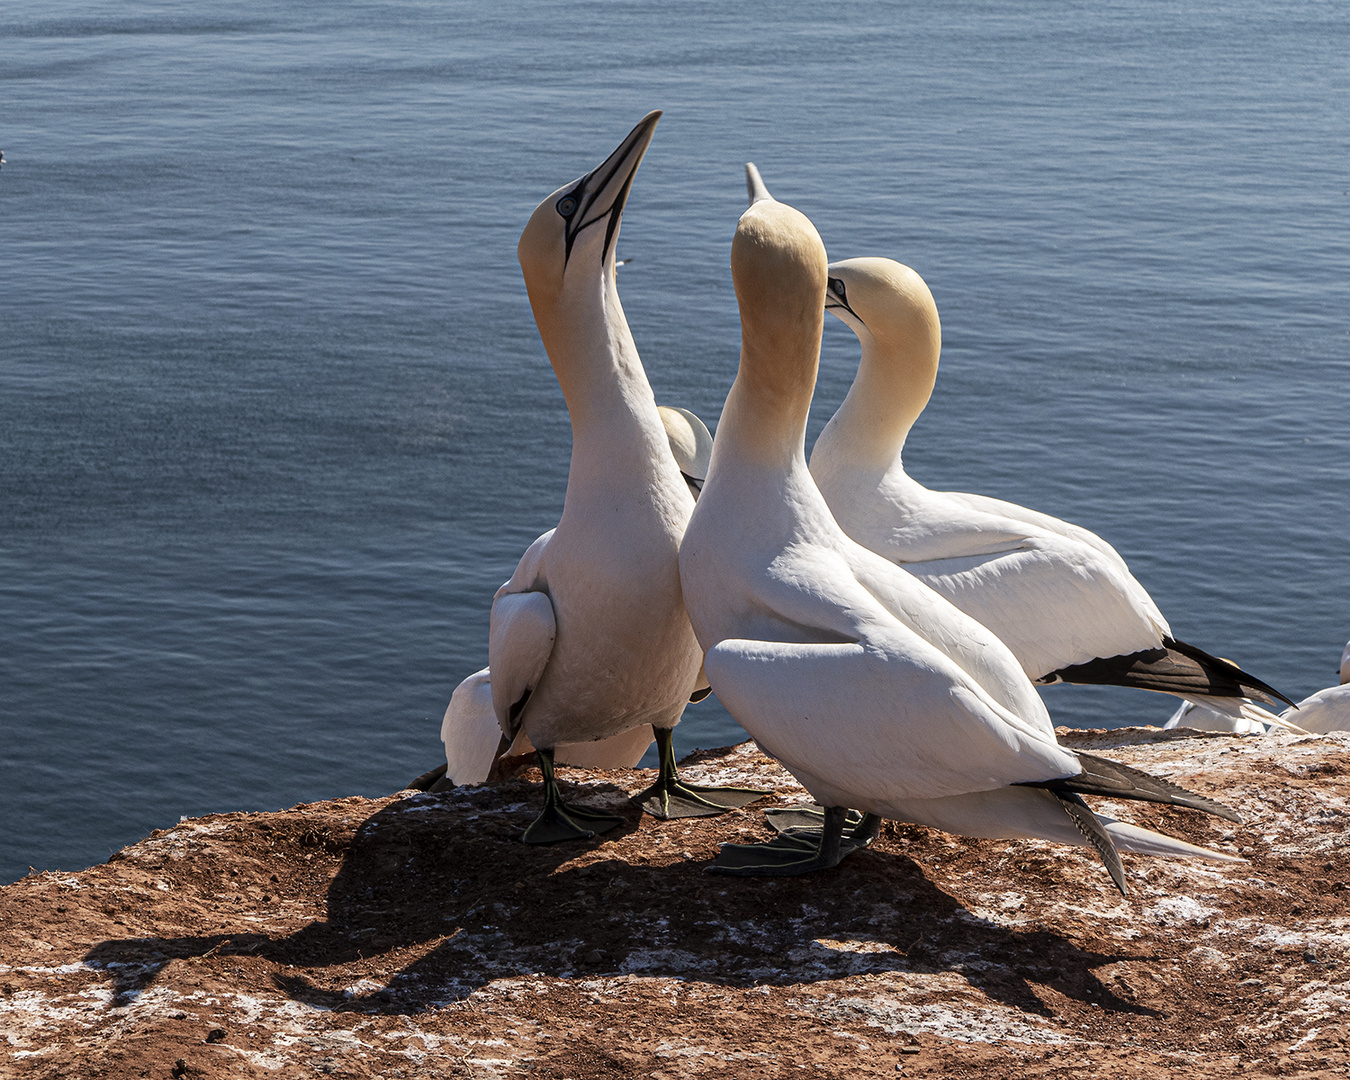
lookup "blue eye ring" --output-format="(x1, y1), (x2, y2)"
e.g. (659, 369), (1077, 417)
(829, 278), (846, 298)
(556, 195), (578, 217)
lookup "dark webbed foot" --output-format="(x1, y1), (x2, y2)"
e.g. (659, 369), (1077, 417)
(708, 806), (871, 876)
(638, 778), (769, 819)
(521, 800), (625, 844)
(635, 728), (771, 820)
(764, 804), (883, 844)
(521, 748), (625, 845)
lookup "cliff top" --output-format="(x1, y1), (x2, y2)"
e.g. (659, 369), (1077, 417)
(3, 729), (1349, 1078)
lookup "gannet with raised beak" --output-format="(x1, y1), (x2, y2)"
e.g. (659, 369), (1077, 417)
(677, 168), (1241, 888)
(807, 250), (1296, 729)
(474, 114), (764, 841)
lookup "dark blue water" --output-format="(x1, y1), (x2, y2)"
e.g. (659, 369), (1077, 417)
(3, 1), (1347, 884)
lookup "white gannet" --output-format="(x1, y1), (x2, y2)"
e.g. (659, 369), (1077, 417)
(431, 406), (716, 789)
(1166, 639), (1350, 735)
(459, 113), (764, 842)
(804, 246), (1295, 729)
(677, 171), (1240, 889)
(1282, 640), (1350, 732)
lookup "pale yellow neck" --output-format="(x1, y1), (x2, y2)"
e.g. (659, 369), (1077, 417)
(819, 324), (937, 471)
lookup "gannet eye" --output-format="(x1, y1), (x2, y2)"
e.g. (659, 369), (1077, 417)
(829, 278), (847, 299)
(556, 194), (579, 217)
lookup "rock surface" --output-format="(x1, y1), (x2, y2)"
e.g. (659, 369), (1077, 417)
(3, 729), (1350, 1078)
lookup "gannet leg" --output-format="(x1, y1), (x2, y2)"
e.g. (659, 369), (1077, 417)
(764, 805), (883, 844)
(521, 748), (625, 844)
(707, 806), (873, 876)
(634, 727), (771, 819)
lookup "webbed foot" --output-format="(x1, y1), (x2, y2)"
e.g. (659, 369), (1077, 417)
(522, 800), (624, 844)
(708, 806), (870, 876)
(636, 728), (770, 819)
(765, 805), (882, 844)
(521, 748), (625, 845)
(637, 777), (770, 819)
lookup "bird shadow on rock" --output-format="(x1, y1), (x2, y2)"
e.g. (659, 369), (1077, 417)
(270, 787), (1162, 1021)
(83, 772), (1162, 1024)
(81, 773), (637, 1008)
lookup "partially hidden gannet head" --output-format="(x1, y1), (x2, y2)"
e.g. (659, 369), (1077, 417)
(825, 257), (941, 363)
(731, 171), (828, 394)
(517, 111), (661, 331)
(1339, 639), (1350, 685)
(657, 405), (713, 493)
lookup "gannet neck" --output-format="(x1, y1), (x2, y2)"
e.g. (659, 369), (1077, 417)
(535, 267), (652, 432)
(720, 199), (827, 467)
(515, 112), (675, 473)
(1340, 639), (1350, 685)
(814, 257), (941, 472)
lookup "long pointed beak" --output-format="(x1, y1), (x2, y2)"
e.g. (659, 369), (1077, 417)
(745, 162), (774, 206)
(562, 110), (661, 266)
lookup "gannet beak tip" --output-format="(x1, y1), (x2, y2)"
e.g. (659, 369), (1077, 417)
(549, 111), (663, 270)
(745, 162), (774, 206)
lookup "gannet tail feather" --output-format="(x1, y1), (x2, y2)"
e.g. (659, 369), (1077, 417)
(1022, 751), (1242, 823)
(1040, 637), (1295, 710)
(1052, 790), (1127, 895)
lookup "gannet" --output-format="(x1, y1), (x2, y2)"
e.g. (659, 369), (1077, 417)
(1282, 640), (1350, 732)
(803, 245), (1295, 728)
(677, 171), (1241, 889)
(465, 113), (764, 842)
(430, 406), (716, 789)
(1166, 639), (1350, 734)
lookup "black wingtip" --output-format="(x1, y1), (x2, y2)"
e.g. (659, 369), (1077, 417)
(1052, 790), (1127, 896)
(1164, 637), (1298, 710)
(1042, 638), (1296, 712)
(1046, 752), (1244, 824)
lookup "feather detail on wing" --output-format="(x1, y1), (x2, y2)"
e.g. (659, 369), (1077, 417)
(487, 591), (556, 735)
(901, 534), (1171, 681)
(1043, 637), (1296, 710)
(703, 635), (1080, 808)
(443, 667), (654, 786)
(441, 669), (502, 785)
(1019, 750), (1241, 822)
(941, 489), (1133, 572)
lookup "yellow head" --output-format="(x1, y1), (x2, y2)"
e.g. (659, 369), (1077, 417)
(516, 111), (661, 351)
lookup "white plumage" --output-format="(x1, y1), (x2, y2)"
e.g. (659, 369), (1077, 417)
(440, 405), (712, 786)
(436, 116), (763, 836)
(678, 174), (1236, 886)
(810, 254), (1292, 728)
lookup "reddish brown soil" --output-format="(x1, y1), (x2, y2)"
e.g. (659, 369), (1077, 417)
(3, 729), (1349, 1078)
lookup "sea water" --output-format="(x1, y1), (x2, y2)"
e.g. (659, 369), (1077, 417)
(2, 0), (1347, 883)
